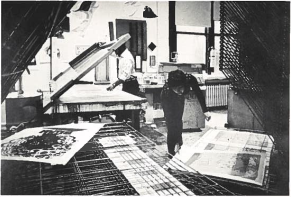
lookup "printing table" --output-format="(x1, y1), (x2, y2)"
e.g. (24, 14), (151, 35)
(44, 85), (147, 130)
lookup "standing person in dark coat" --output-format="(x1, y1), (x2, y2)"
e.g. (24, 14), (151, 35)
(161, 69), (211, 158)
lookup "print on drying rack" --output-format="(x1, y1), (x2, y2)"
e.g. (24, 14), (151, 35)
(2, 128), (83, 159)
(1, 124), (104, 165)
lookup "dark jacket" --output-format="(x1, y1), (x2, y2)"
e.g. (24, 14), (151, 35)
(161, 74), (207, 119)
(161, 74), (207, 156)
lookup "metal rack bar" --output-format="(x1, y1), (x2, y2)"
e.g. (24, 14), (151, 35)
(2, 123), (239, 195)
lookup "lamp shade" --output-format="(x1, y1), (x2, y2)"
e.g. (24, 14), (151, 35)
(143, 6), (157, 18)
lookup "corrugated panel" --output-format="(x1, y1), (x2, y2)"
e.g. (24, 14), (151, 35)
(220, 1), (289, 154)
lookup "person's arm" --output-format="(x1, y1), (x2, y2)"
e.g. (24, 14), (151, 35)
(160, 88), (167, 113)
(188, 75), (207, 112)
(107, 58), (132, 91)
(160, 84), (171, 118)
(187, 75), (210, 120)
(107, 78), (124, 91)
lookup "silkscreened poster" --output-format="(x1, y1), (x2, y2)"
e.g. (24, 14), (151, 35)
(1, 123), (104, 165)
(176, 129), (273, 186)
(185, 151), (266, 185)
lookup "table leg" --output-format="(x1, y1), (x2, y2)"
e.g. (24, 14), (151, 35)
(131, 110), (140, 131)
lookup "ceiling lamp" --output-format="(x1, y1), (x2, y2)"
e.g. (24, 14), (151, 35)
(143, 6), (157, 18)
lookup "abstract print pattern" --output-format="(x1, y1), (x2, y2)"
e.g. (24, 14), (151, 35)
(2, 123), (105, 165)
(2, 128), (83, 159)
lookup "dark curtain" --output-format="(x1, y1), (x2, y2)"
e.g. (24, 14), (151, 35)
(116, 19), (147, 71)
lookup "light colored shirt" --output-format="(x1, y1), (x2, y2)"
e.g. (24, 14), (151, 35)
(118, 49), (135, 81)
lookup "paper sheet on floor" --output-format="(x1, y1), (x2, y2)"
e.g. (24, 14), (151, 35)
(1, 123), (105, 165)
(185, 150), (267, 185)
(174, 129), (273, 186)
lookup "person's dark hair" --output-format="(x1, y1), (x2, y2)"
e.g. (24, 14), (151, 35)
(115, 44), (127, 56)
(168, 69), (186, 87)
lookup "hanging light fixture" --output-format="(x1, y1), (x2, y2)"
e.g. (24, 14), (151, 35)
(143, 6), (158, 18)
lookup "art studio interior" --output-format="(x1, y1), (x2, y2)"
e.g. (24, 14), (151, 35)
(1, 1), (289, 195)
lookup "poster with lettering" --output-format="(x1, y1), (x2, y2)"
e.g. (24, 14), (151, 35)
(1, 123), (104, 165)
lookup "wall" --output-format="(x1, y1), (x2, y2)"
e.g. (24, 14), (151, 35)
(19, 1), (169, 93)
(55, 1), (169, 82)
(20, 2), (223, 93)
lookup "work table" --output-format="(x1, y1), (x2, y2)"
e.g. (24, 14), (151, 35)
(43, 84), (147, 130)
(44, 84), (146, 112)
(139, 84), (164, 89)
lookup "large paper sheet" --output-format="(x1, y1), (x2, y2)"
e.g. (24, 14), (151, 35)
(175, 129), (273, 186)
(189, 129), (273, 153)
(1, 123), (105, 165)
(185, 151), (267, 185)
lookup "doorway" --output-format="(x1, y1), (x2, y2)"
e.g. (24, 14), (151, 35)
(116, 19), (147, 72)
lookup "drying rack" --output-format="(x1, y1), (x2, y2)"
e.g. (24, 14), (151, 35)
(2, 122), (237, 195)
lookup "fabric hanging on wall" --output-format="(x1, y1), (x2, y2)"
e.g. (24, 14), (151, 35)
(176, 1), (211, 27)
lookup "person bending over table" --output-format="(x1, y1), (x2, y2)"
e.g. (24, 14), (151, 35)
(106, 44), (139, 96)
(106, 44), (142, 124)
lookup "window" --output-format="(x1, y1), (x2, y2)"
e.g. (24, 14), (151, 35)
(177, 34), (206, 64)
(176, 26), (206, 64)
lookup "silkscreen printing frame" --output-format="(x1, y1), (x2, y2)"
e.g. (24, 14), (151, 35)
(44, 33), (131, 111)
